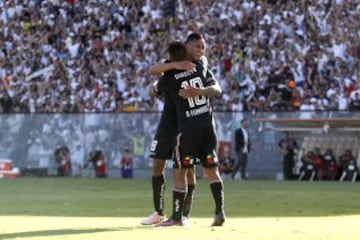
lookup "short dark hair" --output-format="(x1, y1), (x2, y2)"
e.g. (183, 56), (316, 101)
(168, 41), (187, 61)
(185, 32), (203, 43)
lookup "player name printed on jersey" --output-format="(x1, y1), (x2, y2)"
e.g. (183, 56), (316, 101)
(174, 69), (197, 80)
(185, 105), (210, 117)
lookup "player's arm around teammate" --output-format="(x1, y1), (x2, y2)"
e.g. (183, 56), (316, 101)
(178, 79), (222, 98)
(149, 61), (195, 75)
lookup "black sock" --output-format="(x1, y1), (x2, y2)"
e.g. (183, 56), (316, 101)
(182, 184), (195, 217)
(152, 175), (165, 216)
(210, 181), (224, 215)
(171, 188), (186, 221)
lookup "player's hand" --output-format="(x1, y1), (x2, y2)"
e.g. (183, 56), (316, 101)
(179, 86), (202, 98)
(173, 61), (195, 71)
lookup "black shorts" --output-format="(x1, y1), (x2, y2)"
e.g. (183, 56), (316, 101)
(150, 127), (177, 160)
(173, 126), (219, 169)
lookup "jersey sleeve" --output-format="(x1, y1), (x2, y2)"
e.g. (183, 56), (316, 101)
(157, 72), (173, 93)
(160, 59), (170, 64)
(151, 79), (162, 97)
(198, 56), (208, 69)
(205, 69), (218, 86)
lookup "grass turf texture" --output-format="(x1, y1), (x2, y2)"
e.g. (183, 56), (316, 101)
(0, 178), (359, 239)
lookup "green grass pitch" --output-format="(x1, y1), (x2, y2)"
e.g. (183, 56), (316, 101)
(0, 178), (359, 240)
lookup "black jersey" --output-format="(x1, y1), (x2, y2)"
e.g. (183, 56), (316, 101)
(157, 63), (216, 131)
(152, 64), (177, 131)
(157, 90), (178, 131)
(150, 59), (208, 159)
(154, 58), (208, 131)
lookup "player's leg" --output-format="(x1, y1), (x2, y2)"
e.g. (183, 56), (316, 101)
(142, 129), (174, 225)
(156, 167), (187, 226)
(151, 158), (166, 215)
(141, 158), (167, 225)
(203, 164), (225, 226)
(179, 133), (200, 222)
(172, 167), (187, 221)
(182, 167), (196, 219)
(157, 132), (195, 227)
(201, 127), (225, 226)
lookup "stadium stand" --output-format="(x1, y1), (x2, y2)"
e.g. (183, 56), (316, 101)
(0, 1), (359, 113)
(0, 1), (359, 180)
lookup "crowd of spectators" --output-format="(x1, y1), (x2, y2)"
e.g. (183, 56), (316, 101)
(0, 0), (360, 113)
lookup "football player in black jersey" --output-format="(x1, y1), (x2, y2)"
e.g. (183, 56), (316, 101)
(142, 33), (215, 226)
(155, 39), (225, 227)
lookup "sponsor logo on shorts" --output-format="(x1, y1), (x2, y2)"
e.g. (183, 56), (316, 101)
(183, 156), (193, 166)
(150, 140), (158, 152)
(206, 154), (214, 165)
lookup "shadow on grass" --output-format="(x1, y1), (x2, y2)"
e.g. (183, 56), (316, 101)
(0, 227), (136, 239)
(0, 224), (183, 239)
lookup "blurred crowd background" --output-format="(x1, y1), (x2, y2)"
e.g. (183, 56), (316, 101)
(1, 0), (360, 179)
(1, 0), (360, 114)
